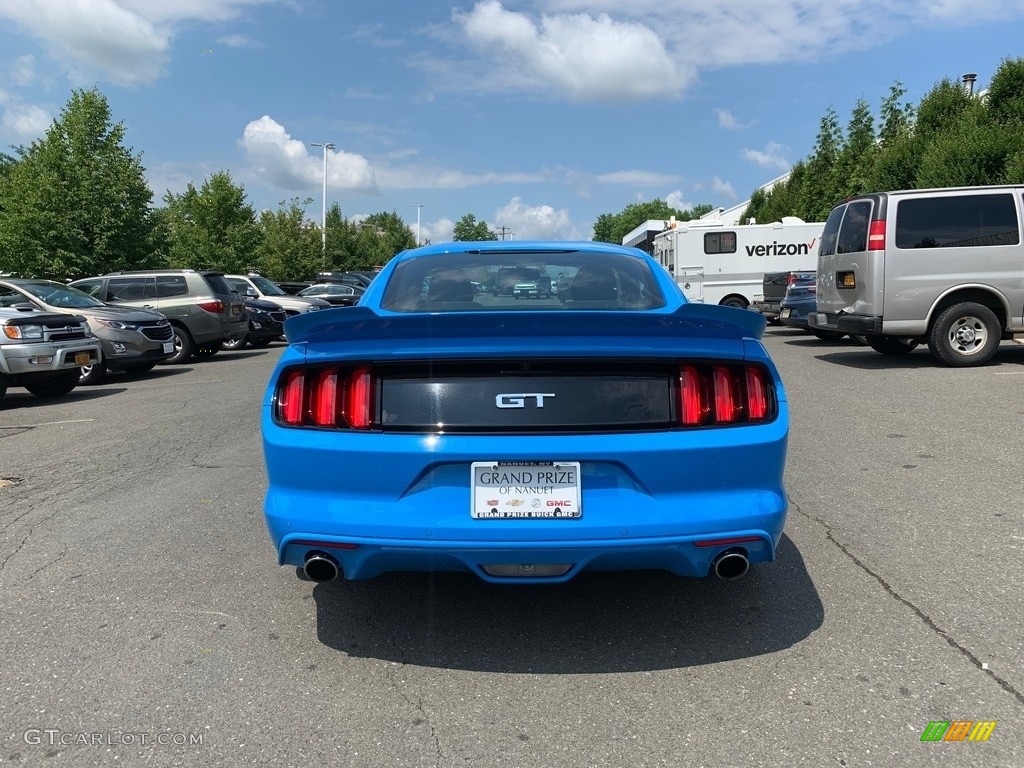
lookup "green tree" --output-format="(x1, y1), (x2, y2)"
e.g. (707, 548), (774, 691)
(833, 98), (876, 199)
(591, 199), (713, 245)
(0, 88), (157, 279)
(161, 171), (260, 273)
(800, 106), (844, 219)
(452, 214), (497, 241)
(349, 211), (415, 267)
(252, 198), (322, 281)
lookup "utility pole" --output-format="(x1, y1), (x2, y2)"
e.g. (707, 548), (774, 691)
(495, 225), (512, 241)
(310, 142), (335, 260)
(413, 204), (424, 246)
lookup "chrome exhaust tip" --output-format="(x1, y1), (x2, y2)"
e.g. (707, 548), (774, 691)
(303, 552), (339, 583)
(712, 550), (750, 581)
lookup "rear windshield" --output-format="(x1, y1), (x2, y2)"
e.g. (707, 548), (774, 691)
(202, 274), (234, 295)
(380, 251), (666, 312)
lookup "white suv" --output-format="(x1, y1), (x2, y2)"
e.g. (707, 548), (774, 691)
(225, 274), (330, 316)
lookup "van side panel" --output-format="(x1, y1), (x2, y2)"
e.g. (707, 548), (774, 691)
(882, 189), (1024, 335)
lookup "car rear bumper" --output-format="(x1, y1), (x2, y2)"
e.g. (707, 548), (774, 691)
(808, 312), (882, 334)
(751, 300), (781, 319)
(263, 416), (789, 583)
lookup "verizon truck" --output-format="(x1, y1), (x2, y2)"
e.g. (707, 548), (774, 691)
(649, 217), (824, 308)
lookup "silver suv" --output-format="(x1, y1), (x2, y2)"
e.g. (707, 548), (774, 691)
(0, 306), (101, 406)
(0, 279), (173, 384)
(224, 273), (330, 316)
(71, 270), (248, 364)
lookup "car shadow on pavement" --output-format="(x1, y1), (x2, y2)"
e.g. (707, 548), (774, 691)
(0, 387), (128, 409)
(813, 344), (1024, 370)
(311, 533), (823, 673)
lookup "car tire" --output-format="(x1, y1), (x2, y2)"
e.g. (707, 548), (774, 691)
(160, 326), (194, 365)
(0, 374), (7, 406)
(927, 302), (1001, 367)
(78, 359), (108, 385)
(193, 341), (222, 359)
(222, 336), (248, 351)
(867, 335), (918, 355)
(811, 329), (845, 341)
(249, 338), (274, 348)
(849, 334), (870, 346)
(720, 297), (747, 309)
(24, 370), (80, 398)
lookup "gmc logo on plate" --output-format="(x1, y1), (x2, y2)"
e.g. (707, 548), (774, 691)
(546, 500), (572, 507)
(495, 392), (556, 409)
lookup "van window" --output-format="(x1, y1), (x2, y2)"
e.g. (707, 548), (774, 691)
(704, 232), (736, 254)
(819, 205), (845, 257)
(836, 200), (872, 253)
(895, 193), (1020, 249)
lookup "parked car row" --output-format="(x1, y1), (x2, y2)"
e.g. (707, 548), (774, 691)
(0, 269), (347, 406)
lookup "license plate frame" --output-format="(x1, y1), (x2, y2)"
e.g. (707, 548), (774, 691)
(162, 342), (174, 353)
(74, 352), (91, 365)
(471, 461), (582, 520)
(780, 308), (792, 319)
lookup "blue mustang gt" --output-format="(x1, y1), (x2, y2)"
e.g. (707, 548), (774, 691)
(262, 241), (789, 585)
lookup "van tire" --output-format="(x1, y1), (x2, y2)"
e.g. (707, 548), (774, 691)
(720, 296), (747, 309)
(867, 335), (918, 355)
(928, 302), (1001, 367)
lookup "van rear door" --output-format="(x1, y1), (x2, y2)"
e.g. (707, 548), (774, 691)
(815, 198), (880, 324)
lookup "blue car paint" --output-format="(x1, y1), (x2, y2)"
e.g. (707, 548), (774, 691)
(262, 241), (789, 583)
(779, 273), (817, 331)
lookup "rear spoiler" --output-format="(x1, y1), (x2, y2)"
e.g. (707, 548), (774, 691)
(284, 303), (766, 346)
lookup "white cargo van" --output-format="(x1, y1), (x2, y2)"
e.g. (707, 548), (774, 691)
(809, 185), (1024, 366)
(650, 218), (824, 308)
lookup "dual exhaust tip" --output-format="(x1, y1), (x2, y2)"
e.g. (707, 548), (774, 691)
(303, 549), (749, 583)
(712, 550), (750, 581)
(303, 552), (340, 583)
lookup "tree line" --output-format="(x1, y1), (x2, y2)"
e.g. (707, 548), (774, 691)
(0, 88), (500, 282)
(742, 58), (1024, 224)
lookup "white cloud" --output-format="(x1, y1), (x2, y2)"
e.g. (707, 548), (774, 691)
(715, 109), (741, 130)
(375, 166), (542, 190)
(741, 141), (790, 171)
(1, 104), (53, 142)
(665, 190), (694, 211)
(596, 170), (683, 186)
(493, 196), (582, 240)
(239, 115), (377, 193)
(421, 218), (455, 245)
(218, 33), (260, 49)
(0, 0), (277, 85)
(711, 176), (737, 200)
(10, 54), (36, 87)
(0, 0), (169, 85)
(453, 1), (693, 102)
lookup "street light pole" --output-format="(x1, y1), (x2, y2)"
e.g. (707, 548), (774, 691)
(310, 142), (335, 259)
(414, 204), (424, 246)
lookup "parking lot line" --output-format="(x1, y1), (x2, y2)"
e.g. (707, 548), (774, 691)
(0, 419), (97, 428)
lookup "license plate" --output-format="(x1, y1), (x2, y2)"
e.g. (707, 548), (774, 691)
(163, 342), (173, 353)
(74, 352), (91, 365)
(471, 461), (582, 519)
(780, 308), (791, 319)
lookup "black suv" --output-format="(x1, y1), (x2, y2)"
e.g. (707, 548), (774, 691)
(70, 270), (247, 364)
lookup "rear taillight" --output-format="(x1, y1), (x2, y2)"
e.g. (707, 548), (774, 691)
(196, 300), (225, 314)
(786, 273), (796, 286)
(868, 220), (886, 250)
(675, 364), (774, 426)
(275, 366), (376, 429)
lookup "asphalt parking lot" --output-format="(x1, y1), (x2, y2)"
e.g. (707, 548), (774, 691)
(1, 329), (1022, 767)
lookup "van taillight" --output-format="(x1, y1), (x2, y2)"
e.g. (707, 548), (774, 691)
(276, 366), (376, 429)
(676, 364), (774, 426)
(868, 220), (886, 250)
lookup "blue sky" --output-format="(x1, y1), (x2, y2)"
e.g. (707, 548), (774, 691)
(1, 1), (1022, 243)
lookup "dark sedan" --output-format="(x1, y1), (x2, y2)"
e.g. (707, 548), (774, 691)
(296, 283), (363, 306)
